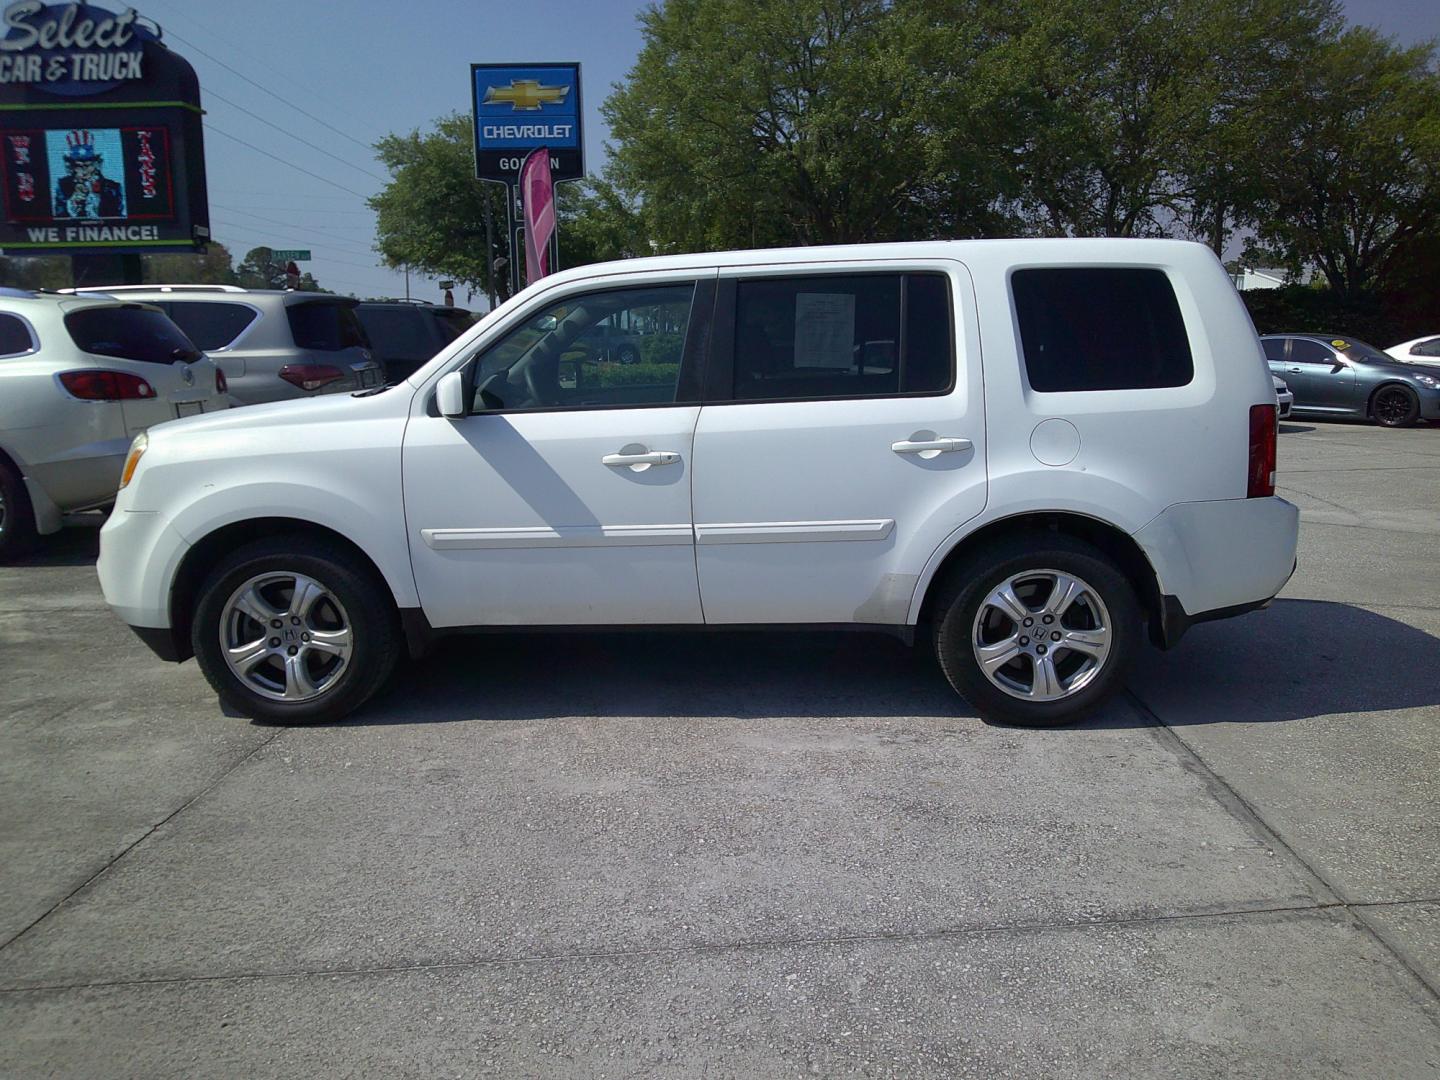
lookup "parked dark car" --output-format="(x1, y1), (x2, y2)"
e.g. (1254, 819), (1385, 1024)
(354, 300), (475, 382)
(1260, 333), (1440, 427)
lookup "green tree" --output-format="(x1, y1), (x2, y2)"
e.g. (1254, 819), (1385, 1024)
(371, 113), (630, 299)
(1242, 28), (1440, 297)
(0, 255), (71, 289)
(371, 114), (506, 298)
(142, 242), (239, 285)
(603, 0), (945, 250)
(909, 0), (1337, 243)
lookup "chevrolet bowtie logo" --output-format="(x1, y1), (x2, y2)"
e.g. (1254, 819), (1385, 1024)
(483, 80), (570, 111)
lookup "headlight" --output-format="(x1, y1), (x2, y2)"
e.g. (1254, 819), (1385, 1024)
(119, 432), (147, 490)
(1413, 374), (1440, 389)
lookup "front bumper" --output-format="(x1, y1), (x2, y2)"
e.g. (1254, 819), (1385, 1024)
(97, 509), (191, 632)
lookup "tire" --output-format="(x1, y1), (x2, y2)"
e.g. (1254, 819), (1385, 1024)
(932, 533), (1142, 727)
(615, 344), (641, 365)
(191, 535), (401, 724)
(1372, 384), (1420, 428)
(0, 457), (38, 563)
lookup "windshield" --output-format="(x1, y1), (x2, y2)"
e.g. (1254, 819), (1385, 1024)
(1333, 339), (1392, 364)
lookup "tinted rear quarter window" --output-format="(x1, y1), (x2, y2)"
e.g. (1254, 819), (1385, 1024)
(1012, 268), (1193, 392)
(65, 305), (200, 365)
(731, 272), (952, 401)
(163, 301), (258, 351)
(286, 302), (368, 352)
(0, 313), (34, 355)
(355, 307), (437, 362)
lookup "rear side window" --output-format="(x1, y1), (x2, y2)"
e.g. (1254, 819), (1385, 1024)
(163, 301), (257, 351)
(65, 305), (200, 364)
(286, 302), (368, 352)
(0, 313), (34, 355)
(731, 272), (953, 401)
(355, 307), (437, 362)
(1262, 338), (1287, 363)
(1012, 268), (1193, 392)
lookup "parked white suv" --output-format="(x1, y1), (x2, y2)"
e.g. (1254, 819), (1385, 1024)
(0, 288), (228, 560)
(98, 240), (1297, 727)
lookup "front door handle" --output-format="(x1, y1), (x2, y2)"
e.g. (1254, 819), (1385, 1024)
(891, 438), (972, 454)
(602, 450), (680, 467)
(1288, 367), (1303, 373)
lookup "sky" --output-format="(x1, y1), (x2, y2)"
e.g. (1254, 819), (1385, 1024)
(143, 0), (1439, 307)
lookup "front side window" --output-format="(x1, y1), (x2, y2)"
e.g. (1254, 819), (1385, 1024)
(65, 304), (200, 365)
(0, 313), (34, 356)
(730, 273), (953, 402)
(1412, 338), (1440, 358)
(163, 301), (258, 351)
(286, 301), (368, 352)
(1012, 268), (1193, 392)
(469, 283), (694, 412)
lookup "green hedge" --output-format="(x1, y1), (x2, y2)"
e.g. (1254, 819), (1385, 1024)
(585, 361), (679, 388)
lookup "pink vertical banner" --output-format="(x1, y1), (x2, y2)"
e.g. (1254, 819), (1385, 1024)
(520, 147), (555, 286)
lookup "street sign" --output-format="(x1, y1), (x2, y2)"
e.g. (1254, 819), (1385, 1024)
(470, 62), (583, 183)
(270, 249), (310, 261)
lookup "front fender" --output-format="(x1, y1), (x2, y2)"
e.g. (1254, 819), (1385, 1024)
(166, 481), (420, 609)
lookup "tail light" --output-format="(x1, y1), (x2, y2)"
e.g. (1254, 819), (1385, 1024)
(279, 363), (345, 391)
(59, 370), (156, 400)
(215, 368), (228, 394)
(1248, 403), (1277, 497)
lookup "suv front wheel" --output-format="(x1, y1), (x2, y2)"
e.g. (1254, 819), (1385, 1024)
(192, 536), (400, 724)
(934, 534), (1141, 727)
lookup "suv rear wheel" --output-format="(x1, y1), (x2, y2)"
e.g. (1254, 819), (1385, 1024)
(0, 457), (37, 563)
(192, 536), (400, 724)
(933, 534), (1141, 726)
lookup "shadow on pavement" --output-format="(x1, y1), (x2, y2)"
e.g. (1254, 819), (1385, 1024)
(333, 598), (1439, 729)
(1126, 598), (1440, 726)
(8, 517), (103, 568)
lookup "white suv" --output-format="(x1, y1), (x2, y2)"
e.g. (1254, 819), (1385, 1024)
(98, 240), (1298, 727)
(0, 288), (228, 560)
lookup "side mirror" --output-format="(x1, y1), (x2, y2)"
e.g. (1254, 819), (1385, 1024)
(536, 314), (558, 332)
(436, 370), (466, 418)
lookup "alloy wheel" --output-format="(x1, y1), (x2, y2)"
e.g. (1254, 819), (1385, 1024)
(219, 571), (353, 702)
(1374, 387), (1414, 426)
(971, 569), (1112, 701)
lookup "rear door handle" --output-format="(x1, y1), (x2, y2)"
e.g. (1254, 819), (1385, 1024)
(602, 450), (680, 466)
(891, 438), (972, 454)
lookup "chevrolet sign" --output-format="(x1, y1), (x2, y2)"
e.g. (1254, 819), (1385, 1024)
(471, 62), (583, 183)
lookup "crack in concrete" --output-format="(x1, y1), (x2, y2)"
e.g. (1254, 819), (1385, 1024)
(0, 901), (1361, 996)
(1125, 689), (1440, 1017)
(0, 728), (285, 957)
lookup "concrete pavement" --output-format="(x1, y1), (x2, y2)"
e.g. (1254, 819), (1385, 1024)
(1, 420), (1437, 1077)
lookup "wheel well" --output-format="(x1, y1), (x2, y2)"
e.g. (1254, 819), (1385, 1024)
(169, 517), (395, 660)
(1367, 381), (1417, 415)
(916, 512), (1165, 645)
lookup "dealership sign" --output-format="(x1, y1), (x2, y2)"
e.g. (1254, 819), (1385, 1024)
(471, 62), (583, 183)
(0, 0), (208, 254)
(0, 2), (156, 93)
